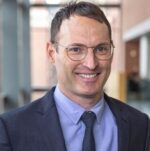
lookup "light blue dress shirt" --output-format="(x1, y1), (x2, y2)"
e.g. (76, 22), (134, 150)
(54, 86), (118, 151)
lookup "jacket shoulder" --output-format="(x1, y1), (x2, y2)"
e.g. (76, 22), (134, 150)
(0, 88), (55, 123)
(105, 94), (149, 118)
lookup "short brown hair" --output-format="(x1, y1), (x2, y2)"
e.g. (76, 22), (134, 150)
(50, 1), (112, 43)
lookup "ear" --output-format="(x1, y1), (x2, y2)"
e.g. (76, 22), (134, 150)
(46, 42), (56, 63)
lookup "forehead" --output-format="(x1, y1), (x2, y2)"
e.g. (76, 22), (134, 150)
(57, 15), (110, 45)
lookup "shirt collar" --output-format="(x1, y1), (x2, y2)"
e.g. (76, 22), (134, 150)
(90, 97), (105, 124)
(54, 86), (105, 125)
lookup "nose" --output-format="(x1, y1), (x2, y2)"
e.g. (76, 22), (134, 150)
(82, 49), (98, 70)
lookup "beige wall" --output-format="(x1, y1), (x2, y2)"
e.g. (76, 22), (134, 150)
(31, 28), (49, 88)
(122, 0), (150, 32)
(30, 27), (58, 100)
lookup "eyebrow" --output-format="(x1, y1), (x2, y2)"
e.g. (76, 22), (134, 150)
(68, 42), (110, 47)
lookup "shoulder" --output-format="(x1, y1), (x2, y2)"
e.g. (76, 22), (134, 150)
(0, 87), (56, 124)
(104, 94), (150, 150)
(0, 97), (42, 128)
(104, 93), (149, 122)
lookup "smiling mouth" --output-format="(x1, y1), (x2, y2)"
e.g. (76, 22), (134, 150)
(78, 73), (99, 78)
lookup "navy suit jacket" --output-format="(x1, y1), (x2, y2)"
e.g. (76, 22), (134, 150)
(0, 87), (150, 151)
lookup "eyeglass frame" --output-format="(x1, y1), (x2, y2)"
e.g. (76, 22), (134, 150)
(54, 41), (115, 61)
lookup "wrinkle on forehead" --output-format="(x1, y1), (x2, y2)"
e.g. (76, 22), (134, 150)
(58, 16), (110, 46)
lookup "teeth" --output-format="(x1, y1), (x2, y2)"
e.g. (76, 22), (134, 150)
(79, 74), (97, 78)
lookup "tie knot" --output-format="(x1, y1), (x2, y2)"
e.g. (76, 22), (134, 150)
(81, 111), (96, 128)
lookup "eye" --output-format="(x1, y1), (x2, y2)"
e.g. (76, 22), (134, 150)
(95, 44), (110, 54)
(67, 46), (83, 54)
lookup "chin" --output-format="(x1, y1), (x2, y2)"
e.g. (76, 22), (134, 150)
(80, 92), (99, 99)
(78, 88), (100, 98)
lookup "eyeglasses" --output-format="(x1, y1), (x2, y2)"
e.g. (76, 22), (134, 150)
(55, 42), (114, 61)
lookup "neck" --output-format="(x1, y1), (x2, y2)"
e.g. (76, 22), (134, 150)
(58, 87), (103, 110)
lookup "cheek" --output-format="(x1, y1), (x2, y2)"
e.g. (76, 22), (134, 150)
(54, 55), (73, 78)
(100, 61), (112, 77)
(53, 54), (63, 78)
(100, 60), (112, 70)
(105, 63), (112, 74)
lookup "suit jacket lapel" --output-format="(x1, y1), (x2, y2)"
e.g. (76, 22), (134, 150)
(104, 94), (130, 151)
(33, 89), (131, 151)
(36, 88), (67, 151)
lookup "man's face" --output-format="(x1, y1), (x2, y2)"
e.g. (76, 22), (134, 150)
(48, 16), (113, 103)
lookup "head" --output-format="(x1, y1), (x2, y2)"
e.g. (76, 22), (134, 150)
(47, 1), (114, 107)
(50, 1), (112, 44)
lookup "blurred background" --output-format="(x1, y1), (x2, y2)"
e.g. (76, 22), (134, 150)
(0, 0), (150, 115)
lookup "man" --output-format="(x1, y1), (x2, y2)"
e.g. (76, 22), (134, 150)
(0, 1), (149, 151)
